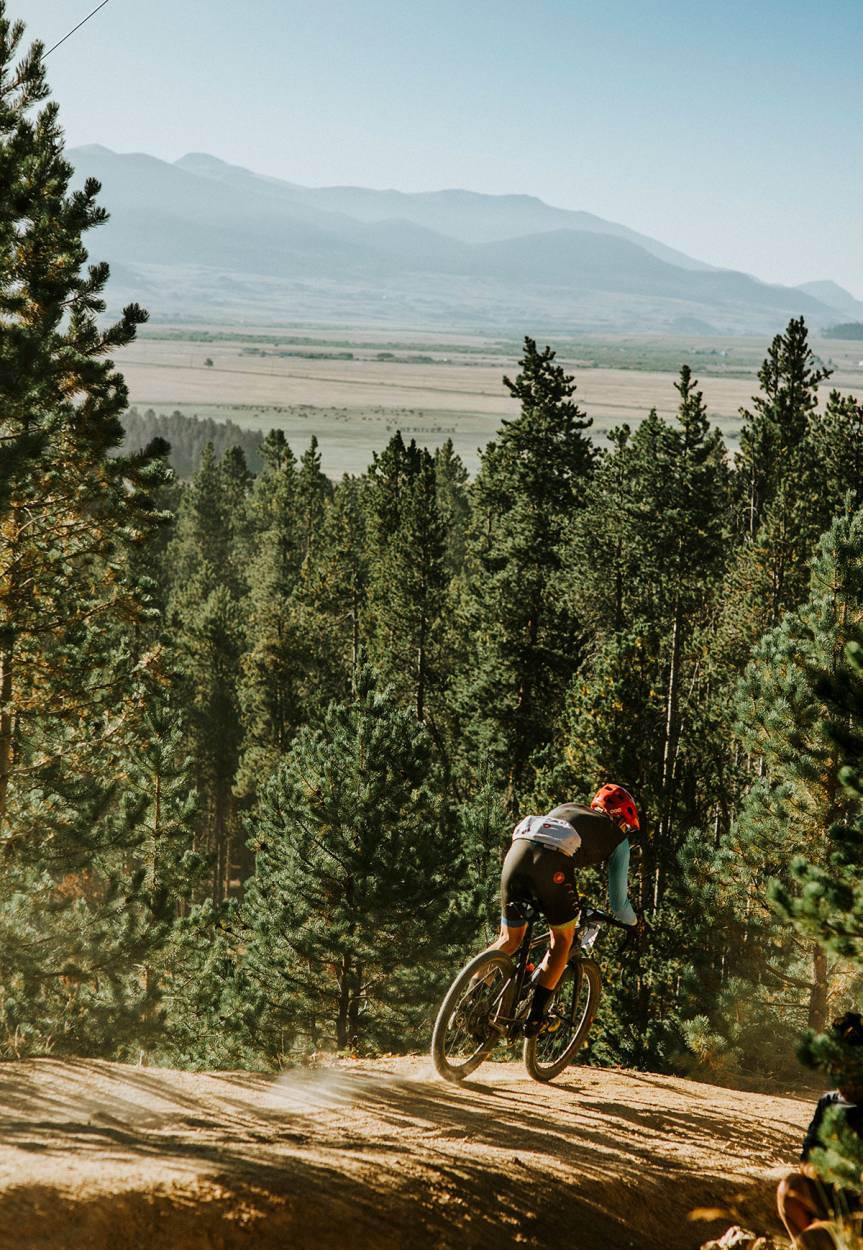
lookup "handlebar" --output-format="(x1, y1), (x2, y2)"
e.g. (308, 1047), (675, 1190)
(521, 900), (635, 935)
(579, 905), (634, 933)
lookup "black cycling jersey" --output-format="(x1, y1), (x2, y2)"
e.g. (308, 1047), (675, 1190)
(501, 802), (633, 929)
(545, 803), (629, 867)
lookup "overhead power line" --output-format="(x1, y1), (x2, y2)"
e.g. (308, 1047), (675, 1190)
(43, 0), (115, 59)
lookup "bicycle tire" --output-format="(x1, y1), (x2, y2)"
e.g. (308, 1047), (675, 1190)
(522, 957), (601, 1083)
(431, 949), (516, 1083)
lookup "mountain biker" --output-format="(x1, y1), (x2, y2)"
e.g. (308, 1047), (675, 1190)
(489, 784), (640, 1037)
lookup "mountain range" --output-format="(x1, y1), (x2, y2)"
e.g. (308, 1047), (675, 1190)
(67, 145), (863, 334)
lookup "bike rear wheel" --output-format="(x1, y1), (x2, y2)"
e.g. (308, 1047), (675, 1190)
(523, 957), (601, 1083)
(431, 950), (516, 1083)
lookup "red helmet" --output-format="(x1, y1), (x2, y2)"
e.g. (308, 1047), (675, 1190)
(591, 784), (640, 832)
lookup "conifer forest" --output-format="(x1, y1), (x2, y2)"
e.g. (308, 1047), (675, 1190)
(5, 3), (863, 1148)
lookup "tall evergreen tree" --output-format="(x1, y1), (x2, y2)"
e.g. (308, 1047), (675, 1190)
(737, 317), (828, 541)
(711, 509), (863, 1054)
(292, 475), (370, 715)
(242, 666), (457, 1052)
(456, 337), (594, 807)
(558, 373), (729, 880)
(0, 5), (200, 1054)
(296, 436), (333, 564)
(366, 433), (448, 724)
(236, 443), (305, 799)
(718, 318), (831, 666)
(773, 631), (863, 1190)
(434, 438), (470, 580)
(167, 446), (248, 901)
(808, 390), (863, 532)
(0, 7), (167, 833)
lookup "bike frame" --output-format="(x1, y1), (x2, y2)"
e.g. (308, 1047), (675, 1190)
(494, 902), (629, 1039)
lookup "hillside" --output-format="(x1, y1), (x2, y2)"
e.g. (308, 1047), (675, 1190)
(66, 146), (853, 334)
(0, 1056), (809, 1250)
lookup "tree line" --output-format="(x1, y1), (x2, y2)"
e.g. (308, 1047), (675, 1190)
(5, 0), (863, 1162)
(121, 408), (265, 478)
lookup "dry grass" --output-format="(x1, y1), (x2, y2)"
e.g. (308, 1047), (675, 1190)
(116, 329), (863, 477)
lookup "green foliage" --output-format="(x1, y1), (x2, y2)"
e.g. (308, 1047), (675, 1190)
(366, 433), (448, 724)
(122, 408), (265, 477)
(241, 666), (459, 1052)
(456, 336), (594, 805)
(292, 474), (370, 715)
(3, 38), (861, 1086)
(235, 443), (304, 799)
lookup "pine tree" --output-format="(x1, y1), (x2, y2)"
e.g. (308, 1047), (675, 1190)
(365, 433), (448, 724)
(711, 509), (863, 1058)
(719, 318), (831, 660)
(167, 446), (248, 901)
(737, 317), (828, 540)
(434, 439), (470, 579)
(0, 7), (167, 832)
(0, 6), (201, 1053)
(559, 373), (729, 882)
(292, 475), (370, 715)
(241, 666), (457, 1052)
(456, 337), (594, 807)
(296, 436), (333, 564)
(776, 634), (863, 1190)
(236, 443), (305, 799)
(219, 445), (254, 591)
(808, 390), (863, 531)
(538, 375), (731, 1067)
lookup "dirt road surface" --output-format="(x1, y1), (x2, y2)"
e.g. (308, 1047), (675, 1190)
(0, 1056), (811, 1250)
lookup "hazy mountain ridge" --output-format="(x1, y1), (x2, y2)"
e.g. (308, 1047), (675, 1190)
(174, 151), (716, 270)
(67, 145), (857, 332)
(796, 279), (863, 319)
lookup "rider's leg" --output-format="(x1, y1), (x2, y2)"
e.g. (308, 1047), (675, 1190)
(525, 921), (576, 1034)
(470, 920), (526, 987)
(538, 921), (576, 989)
(491, 920), (527, 956)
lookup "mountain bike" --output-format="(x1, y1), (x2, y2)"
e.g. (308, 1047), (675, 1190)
(431, 901), (629, 1084)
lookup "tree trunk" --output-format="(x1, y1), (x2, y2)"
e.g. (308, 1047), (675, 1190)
(416, 614), (426, 722)
(655, 604), (683, 909)
(808, 943), (829, 1033)
(336, 952), (352, 1049)
(0, 640), (13, 834)
(348, 960), (363, 1045)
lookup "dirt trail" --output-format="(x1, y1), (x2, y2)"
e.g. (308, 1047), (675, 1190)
(0, 1056), (811, 1250)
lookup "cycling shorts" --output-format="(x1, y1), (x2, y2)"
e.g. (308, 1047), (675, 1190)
(500, 838), (579, 929)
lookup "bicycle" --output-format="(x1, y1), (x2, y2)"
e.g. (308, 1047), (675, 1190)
(431, 901), (630, 1084)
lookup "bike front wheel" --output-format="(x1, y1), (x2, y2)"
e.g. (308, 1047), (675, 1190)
(523, 957), (601, 1083)
(431, 949), (516, 1083)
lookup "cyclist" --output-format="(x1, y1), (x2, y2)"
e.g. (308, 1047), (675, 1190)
(489, 784), (639, 1036)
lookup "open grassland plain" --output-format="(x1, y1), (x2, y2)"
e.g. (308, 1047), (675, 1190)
(0, 1055), (809, 1250)
(118, 328), (863, 477)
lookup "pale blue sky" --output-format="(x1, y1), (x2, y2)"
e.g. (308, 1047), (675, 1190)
(18, 0), (863, 295)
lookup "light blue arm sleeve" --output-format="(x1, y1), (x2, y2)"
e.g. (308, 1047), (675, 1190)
(608, 839), (637, 925)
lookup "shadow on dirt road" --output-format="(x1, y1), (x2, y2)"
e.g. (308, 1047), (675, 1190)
(0, 1057), (808, 1250)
